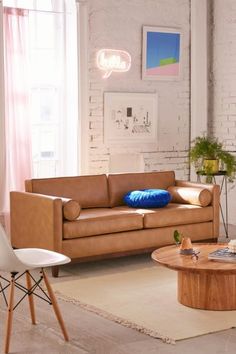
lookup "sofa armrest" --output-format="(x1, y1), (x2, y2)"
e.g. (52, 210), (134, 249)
(10, 192), (63, 252)
(175, 180), (220, 238)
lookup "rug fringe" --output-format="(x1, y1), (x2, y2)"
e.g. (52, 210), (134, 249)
(55, 291), (176, 344)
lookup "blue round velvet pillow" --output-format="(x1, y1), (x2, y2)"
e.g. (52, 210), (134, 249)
(124, 189), (171, 208)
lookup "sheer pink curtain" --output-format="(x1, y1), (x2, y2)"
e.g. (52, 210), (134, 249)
(0, 7), (32, 234)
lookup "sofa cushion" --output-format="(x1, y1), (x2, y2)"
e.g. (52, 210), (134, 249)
(143, 203), (213, 228)
(25, 174), (110, 208)
(167, 186), (212, 207)
(63, 207), (143, 239)
(62, 198), (81, 221)
(108, 171), (175, 207)
(124, 189), (171, 208)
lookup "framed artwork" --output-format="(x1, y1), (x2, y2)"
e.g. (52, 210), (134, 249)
(142, 26), (182, 80)
(104, 92), (158, 146)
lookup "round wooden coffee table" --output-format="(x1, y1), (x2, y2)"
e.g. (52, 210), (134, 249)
(152, 243), (236, 311)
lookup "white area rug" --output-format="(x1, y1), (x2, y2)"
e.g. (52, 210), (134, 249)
(52, 255), (236, 343)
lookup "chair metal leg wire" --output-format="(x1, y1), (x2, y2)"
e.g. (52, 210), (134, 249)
(0, 269), (69, 353)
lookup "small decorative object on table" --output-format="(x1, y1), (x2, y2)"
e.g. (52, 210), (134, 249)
(173, 230), (200, 260)
(173, 229), (182, 245)
(228, 239), (236, 253)
(180, 236), (194, 255)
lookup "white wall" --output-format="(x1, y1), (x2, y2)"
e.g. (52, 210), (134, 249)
(85, 0), (191, 180)
(190, 0), (209, 180)
(209, 0), (236, 224)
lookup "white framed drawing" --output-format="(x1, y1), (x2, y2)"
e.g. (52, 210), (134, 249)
(104, 92), (158, 146)
(142, 26), (182, 81)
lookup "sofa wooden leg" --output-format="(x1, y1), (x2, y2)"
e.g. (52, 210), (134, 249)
(51, 266), (59, 278)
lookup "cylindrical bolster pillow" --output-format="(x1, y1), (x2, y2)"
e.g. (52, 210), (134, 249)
(167, 186), (212, 207)
(62, 198), (81, 220)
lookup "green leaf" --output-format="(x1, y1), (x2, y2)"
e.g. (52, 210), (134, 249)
(173, 230), (181, 244)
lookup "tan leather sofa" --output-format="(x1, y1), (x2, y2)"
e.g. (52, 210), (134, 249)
(10, 171), (220, 276)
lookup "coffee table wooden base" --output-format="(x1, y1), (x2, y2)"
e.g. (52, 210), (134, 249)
(178, 271), (236, 310)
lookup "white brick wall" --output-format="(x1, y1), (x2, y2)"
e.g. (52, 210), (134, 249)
(86, 0), (190, 180)
(211, 0), (236, 143)
(210, 0), (236, 225)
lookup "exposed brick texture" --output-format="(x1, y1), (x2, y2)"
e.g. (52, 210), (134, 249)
(210, 0), (236, 224)
(87, 0), (190, 180)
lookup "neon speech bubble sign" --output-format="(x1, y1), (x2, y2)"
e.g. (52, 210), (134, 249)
(96, 49), (131, 79)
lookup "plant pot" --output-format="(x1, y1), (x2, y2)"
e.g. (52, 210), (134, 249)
(180, 237), (194, 255)
(203, 159), (219, 174)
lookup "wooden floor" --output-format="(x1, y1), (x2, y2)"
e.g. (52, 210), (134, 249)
(0, 224), (236, 354)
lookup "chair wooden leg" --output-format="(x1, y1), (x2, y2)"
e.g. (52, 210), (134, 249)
(42, 269), (69, 341)
(26, 271), (36, 325)
(4, 274), (15, 354)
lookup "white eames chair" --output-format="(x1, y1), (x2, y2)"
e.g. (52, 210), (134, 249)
(0, 224), (71, 353)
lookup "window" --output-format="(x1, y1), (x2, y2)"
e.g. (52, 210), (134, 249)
(3, 0), (79, 177)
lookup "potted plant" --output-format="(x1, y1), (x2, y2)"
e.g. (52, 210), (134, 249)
(189, 135), (236, 182)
